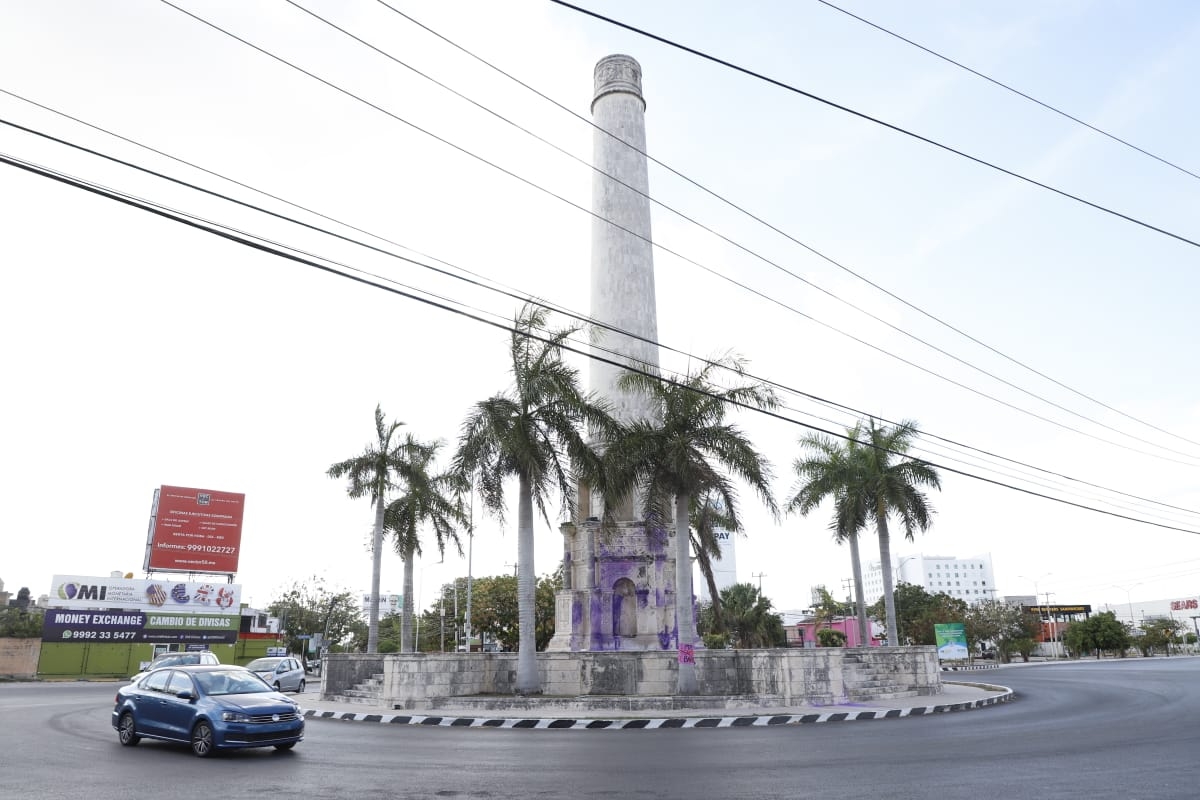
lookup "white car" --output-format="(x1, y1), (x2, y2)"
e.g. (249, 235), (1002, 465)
(245, 656), (306, 693)
(129, 650), (219, 683)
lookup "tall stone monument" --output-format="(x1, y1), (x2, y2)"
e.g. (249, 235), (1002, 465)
(548, 55), (694, 653)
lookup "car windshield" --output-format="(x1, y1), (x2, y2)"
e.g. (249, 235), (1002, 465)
(194, 668), (271, 696)
(245, 658), (283, 671)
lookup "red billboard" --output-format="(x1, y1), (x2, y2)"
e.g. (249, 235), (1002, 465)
(145, 485), (245, 574)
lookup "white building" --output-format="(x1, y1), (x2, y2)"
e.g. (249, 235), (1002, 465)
(863, 553), (997, 606)
(696, 524), (738, 603)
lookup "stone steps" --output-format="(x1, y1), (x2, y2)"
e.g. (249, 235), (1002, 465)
(321, 693), (387, 706)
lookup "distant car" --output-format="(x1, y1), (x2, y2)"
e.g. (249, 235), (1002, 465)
(305, 658), (320, 674)
(245, 656), (306, 693)
(130, 650), (219, 683)
(113, 664), (303, 757)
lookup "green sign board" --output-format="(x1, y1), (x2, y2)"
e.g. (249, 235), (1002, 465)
(934, 622), (969, 661)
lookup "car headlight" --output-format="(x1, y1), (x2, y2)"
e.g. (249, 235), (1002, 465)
(222, 711), (251, 722)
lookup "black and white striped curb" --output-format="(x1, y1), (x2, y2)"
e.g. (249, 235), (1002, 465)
(941, 663), (1000, 671)
(302, 687), (1012, 730)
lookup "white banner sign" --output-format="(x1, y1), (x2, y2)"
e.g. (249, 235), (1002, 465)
(51, 575), (241, 614)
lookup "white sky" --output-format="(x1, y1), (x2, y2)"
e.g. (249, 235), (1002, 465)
(3, 1), (1199, 618)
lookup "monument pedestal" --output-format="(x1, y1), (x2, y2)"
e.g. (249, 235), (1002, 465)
(547, 520), (692, 652)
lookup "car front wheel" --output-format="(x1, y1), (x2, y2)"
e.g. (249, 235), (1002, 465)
(191, 720), (215, 758)
(117, 712), (140, 746)
(275, 742), (296, 751)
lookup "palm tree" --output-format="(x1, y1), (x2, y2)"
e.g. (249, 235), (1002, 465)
(786, 429), (871, 645)
(608, 355), (778, 694)
(454, 304), (616, 694)
(857, 417), (940, 648)
(328, 405), (428, 654)
(690, 492), (737, 635)
(718, 582), (785, 648)
(384, 438), (469, 653)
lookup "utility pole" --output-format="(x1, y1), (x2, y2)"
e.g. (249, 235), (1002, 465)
(464, 485), (474, 654)
(752, 572), (766, 594)
(1043, 591), (1057, 659)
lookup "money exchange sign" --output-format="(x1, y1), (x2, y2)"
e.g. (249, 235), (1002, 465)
(42, 609), (239, 644)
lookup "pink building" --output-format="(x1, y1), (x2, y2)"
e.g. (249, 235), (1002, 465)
(784, 617), (881, 648)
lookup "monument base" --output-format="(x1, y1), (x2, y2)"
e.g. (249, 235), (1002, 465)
(321, 647), (943, 710)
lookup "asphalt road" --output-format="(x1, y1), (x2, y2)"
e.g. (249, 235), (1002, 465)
(2, 657), (1198, 799)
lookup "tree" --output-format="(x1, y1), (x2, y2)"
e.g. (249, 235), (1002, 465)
(267, 577), (359, 659)
(786, 430), (872, 645)
(812, 587), (851, 632)
(854, 418), (941, 648)
(13, 587), (31, 611)
(385, 440), (469, 653)
(965, 599), (1042, 662)
(0, 606), (43, 637)
(534, 569), (561, 652)
(328, 404), (429, 653)
(1140, 617), (1184, 656)
(468, 574), (520, 651)
(454, 304), (616, 693)
(717, 582), (785, 648)
(608, 355), (778, 692)
(869, 584), (965, 646)
(1062, 611), (1131, 659)
(817, 628), (847, 647)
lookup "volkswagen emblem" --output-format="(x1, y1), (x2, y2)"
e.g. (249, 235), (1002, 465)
(272, 714), (280, 722)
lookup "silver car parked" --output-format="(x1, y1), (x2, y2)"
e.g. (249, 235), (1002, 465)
(245, 656), (306, 693)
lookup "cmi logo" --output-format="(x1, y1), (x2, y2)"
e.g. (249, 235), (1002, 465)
(197, 493), (211, 506)
(57, 582), (107, 601)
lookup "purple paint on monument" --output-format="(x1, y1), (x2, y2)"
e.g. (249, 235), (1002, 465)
(646, 525), (668, 552)
(589, 594), (607, 649)
(636, 588), (650, 608)
(571, 599), (583, 626)
(658, 626), (672, 649)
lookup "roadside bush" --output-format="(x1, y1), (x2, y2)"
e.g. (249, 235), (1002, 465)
(817, 628), (847, 647)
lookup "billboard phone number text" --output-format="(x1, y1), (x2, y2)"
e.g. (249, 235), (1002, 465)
(60, 630), (138, 641)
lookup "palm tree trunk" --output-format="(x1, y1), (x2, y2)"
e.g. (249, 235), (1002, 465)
(367, 497), (385, 654)
(401, 544), (415, 653)
(675, 492), (699, 694)
(847, 532), (868, 645)
(515, 471), (540, 694)
(877, 513), (898, 646)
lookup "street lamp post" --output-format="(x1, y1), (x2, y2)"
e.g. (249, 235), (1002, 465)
(1112, 583), (1141, 629)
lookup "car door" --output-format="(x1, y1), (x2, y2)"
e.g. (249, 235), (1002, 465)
(157, 671), (200, 742)
(279, 659), (298, 691)
(135, 670), (173, 737)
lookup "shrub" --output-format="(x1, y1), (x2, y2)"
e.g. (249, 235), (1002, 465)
(817, 628), (847, 647)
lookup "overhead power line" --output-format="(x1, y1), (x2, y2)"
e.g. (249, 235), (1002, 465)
(815, 0), (1200, 183)
(4, 147), (1198, 536)
(548, 0), (1200, 251)
(148, 1), (1200, 466)
(375, 1), (1200, 456)
(4, 102), (1195, 525)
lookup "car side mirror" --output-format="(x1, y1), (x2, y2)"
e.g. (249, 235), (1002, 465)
(176, 689), (195, 701)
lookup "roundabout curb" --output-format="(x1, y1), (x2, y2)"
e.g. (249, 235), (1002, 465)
(301, 683), (1013, 730)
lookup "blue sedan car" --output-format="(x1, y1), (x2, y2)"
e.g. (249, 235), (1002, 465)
(113, 664), (304, 757)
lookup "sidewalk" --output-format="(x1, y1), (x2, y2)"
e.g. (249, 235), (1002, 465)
(296, 678), (1012, 730)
